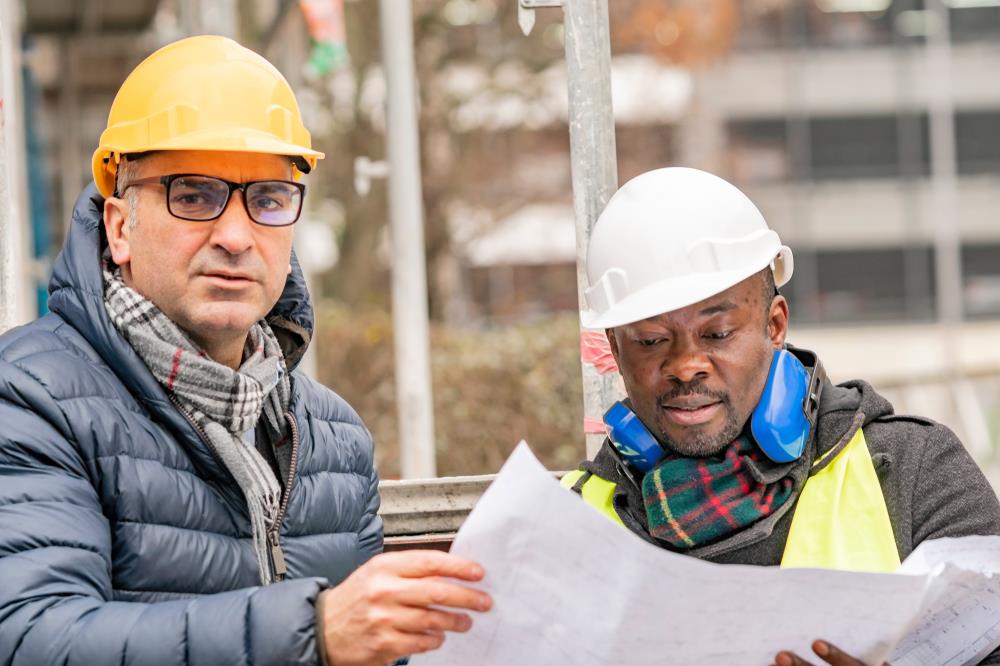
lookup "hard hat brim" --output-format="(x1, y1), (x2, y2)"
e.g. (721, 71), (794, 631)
(581, 247), (793, 330)
(92, 132), (324, 198)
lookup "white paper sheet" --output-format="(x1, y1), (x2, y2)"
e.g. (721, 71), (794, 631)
(409, 442), (1000, 666)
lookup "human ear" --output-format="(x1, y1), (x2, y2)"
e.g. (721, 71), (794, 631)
(104, 196), (132, 266)
(767, 295), (789, 349)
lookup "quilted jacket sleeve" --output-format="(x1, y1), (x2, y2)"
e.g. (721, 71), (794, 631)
(357, 455), (384, 567)
(0, 362), (327, 666)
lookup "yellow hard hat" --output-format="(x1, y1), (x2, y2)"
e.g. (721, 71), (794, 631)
(92, 35), (324, 198)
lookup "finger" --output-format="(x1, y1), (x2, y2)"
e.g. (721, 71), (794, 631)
(372, 550), (486, 581)
(774, 651), (816, 666)
(397, 631), (444, 657)
(388, 606), (474, 634)
(391, 576), (493, 612)
(378, 628), (447, 659)
(812, 640), (866, 665)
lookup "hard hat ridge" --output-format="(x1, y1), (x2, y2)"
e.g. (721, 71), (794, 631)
(581, 167), (793, 329)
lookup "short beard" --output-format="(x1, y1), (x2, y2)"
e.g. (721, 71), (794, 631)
(656, 383), (744, 457)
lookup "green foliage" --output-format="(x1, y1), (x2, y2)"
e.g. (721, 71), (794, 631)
(314, 302), (586, 478)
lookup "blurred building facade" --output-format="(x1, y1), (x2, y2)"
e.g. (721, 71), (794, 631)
(453, 0), (1000, 328)
(716, 1), (1000, 326)
(21, 0), (999, 329)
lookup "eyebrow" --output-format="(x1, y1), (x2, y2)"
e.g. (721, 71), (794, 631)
(699, 301), (737, 316)
(640, 300), (738, 325)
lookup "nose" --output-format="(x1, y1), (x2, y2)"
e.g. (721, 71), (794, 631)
(664, 335), (712, 384)
(208, 192), (255, 255)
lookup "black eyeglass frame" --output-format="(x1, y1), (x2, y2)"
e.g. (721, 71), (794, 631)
(120, 173), (306, 227)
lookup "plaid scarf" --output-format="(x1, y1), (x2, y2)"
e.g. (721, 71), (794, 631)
(102, 258), (290, 585)
(642, 435), (794, 549)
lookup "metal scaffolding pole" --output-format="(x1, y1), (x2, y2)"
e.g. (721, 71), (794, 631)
(562, 0), (621, 458)
(926, 0), (963, 324)
(0, 1), (32, 333)
(379, 0), (437, 479)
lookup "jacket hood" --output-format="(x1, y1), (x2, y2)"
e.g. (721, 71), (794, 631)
(784, 342), (894, 454)
(819, 378), (894, 423)
(48, 184), (316, 382)
(811, 376), (895, 462)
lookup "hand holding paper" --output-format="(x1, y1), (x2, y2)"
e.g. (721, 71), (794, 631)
(318, 550), (492, 666)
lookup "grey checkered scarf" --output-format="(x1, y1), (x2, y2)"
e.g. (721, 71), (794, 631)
(102, 257), (289, 585)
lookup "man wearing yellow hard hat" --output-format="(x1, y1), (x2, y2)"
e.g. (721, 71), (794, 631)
(0, 36), (489, 666)
(563, 167), (1000, 665)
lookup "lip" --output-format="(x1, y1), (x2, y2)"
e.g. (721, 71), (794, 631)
(660, 401), (722, 427)
(201, 272), (256, 287)
(663, 396), (718, 410)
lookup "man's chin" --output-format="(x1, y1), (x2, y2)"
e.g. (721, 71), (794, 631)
(659, 424), (737, 457)
(665, 439), (731, 458)
(184, 303), (267, 338)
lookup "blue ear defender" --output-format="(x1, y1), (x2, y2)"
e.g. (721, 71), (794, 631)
(603, 401), (666, 473)
(604, 348), (825, 469)
(750, 349), (824, 463)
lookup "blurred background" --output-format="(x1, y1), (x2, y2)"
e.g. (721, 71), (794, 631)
(1, 0), (998, 488)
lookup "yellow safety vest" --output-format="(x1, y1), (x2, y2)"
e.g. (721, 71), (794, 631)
(561, 428), (900, 573)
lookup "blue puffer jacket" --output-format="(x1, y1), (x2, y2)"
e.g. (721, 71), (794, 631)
(0, 186), (382, 665)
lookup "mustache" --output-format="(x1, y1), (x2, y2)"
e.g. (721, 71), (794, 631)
(657, 382), (729, 406)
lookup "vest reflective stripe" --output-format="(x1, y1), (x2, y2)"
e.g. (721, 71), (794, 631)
(781, 428), (900, 572)
(563, 428), (899, 572)
(560, 469), (625, 528)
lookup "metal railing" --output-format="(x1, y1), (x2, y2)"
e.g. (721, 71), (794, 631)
(379, 369), (1000, 548)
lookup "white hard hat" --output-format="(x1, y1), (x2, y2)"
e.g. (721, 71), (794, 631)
(582, 167), (793, 329)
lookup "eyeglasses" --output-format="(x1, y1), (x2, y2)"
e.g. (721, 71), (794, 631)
(120, 174), (306, 227)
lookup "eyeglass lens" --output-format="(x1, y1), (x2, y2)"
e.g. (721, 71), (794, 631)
(168, 176), (302, 226)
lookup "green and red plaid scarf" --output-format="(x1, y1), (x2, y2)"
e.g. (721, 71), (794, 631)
(642, 435), (794, 549)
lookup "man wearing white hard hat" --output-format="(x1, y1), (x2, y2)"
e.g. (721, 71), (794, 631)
(563, 167), (1000, 665)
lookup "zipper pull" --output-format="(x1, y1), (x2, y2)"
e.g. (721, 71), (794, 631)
(270, 535), (287, 580)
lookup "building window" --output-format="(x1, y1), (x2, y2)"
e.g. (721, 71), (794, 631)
(950, 5), (1000, 43)
(804, 2), (897, 48)
(728, 119), (789, 183)
(785, 246), (936, 324)
(809, 114), (929, 180)
(956, 111), (1000, 176)
(736, 0), (933, 51)
(729, 113), (930, 183)
(964, 244), (1000, 319)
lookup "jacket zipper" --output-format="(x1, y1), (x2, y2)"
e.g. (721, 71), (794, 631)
(168, 393), (222, 461)
(268, 411), (301, 582)
(168, 394), (301, 583)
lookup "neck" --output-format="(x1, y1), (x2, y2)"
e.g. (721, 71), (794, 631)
(113, 268), (251, 371)
(193, 333), (248, 370)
